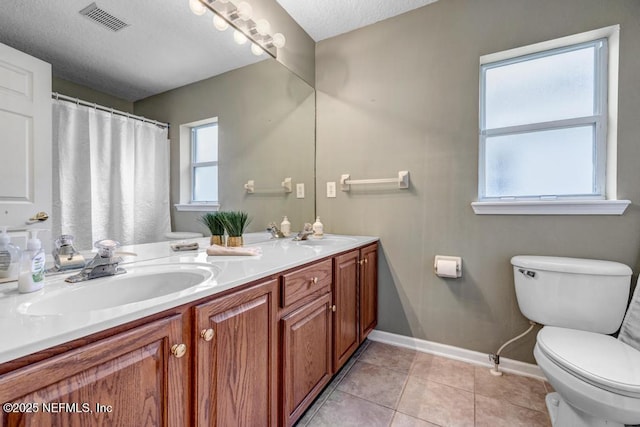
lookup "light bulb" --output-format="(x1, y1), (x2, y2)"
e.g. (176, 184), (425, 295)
(272, 33), (286, 48)
(233, 30), (248, 45)
(236, 1), (253, 21)
(251, 43), (264, 56)
(189, 0), (207, 16)
(213, 14), (229, 31)
(255, 19), (270, 36)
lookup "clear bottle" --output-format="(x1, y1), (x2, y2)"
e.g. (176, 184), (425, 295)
(0, 226), (20, 281)
(280, 216), (291, 237)
(312, 216), (324, 238)
(18, 229), (46, 293)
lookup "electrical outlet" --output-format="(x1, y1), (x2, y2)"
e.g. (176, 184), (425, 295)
(326, 181), (336, 198)
(296, 183), (305, 198)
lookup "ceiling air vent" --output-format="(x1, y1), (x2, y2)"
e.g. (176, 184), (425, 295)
(79, 2), (129, 32)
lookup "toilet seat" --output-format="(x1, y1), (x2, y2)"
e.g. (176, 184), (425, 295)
(537, 326), (640, 398)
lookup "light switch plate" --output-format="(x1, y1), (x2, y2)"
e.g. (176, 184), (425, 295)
(296, 183), (305, 198)
(327, 182), (336, 198)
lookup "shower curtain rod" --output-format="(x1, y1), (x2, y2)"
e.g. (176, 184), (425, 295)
(51, 92), (170, 129)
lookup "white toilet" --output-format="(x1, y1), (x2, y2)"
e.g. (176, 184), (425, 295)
(511, 256), (640, 427)
(164, 231), (203, 241)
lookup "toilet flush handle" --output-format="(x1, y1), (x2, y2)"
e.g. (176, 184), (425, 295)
(518, 269), (536, 278)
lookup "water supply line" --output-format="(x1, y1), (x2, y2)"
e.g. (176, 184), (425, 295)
(488, 320), (537, 376)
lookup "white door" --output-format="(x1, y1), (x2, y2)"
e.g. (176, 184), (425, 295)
(0, 42), (52, 250)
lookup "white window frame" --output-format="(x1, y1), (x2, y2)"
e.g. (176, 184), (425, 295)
(471, 25), (629, 215)
(175, 117), (220, 212)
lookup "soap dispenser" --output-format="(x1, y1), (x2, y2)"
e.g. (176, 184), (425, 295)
(312, 216), (324, 238)
(280, 216), (291, 237)
(18, 229), (46, 293)
(0, 226), (20, 281)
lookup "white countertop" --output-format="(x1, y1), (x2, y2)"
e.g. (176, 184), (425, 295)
(0, 233), (377, 365)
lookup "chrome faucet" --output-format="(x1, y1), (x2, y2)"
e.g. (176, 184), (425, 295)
(50, 234), (86, 272)
(293, 223), (314, 241)
(65, 239), (126, 283)
(267, 223), (285, 239)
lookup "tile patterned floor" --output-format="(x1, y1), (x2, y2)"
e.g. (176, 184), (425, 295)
(296, 340), (552, 427)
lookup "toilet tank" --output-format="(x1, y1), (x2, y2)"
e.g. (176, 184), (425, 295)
(511, 256), (632, 334)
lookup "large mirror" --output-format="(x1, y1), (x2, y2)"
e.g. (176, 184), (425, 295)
(0, 0), (315, 250)
(136, 59), (315, 240)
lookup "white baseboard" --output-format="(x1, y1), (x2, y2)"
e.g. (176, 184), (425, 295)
(367, 330), (545, 380)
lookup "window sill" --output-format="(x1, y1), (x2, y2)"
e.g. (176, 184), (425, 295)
(471, 200), (631, 215)
(174, 203), (220, 212)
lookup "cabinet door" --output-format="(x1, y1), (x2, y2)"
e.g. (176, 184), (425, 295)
(194, 279), (278, 427)
(360, 243), (378, 341)
(281, 293), (333, 427)
(0, 315), (188, 427)
(333, 250), (360, 371)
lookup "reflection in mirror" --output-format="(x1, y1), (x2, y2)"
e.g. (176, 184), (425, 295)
(135, 59), (315, 240)
(0, 1), (315, 251)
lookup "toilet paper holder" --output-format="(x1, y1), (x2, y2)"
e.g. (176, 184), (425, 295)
(434, 255), (462, 278)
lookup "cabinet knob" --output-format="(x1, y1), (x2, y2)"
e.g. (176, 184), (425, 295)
(200, 328), (215, 342)
(329, 304), (337, 312)
(171, 343), (187, 358)
(311, 277), (318, 284)
(359, 259), (365, 265)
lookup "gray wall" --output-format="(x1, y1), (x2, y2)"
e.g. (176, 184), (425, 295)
(135, 59), (315, 236)
(315, 0), (640, 363)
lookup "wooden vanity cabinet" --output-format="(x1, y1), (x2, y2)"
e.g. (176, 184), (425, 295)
(279, 259), (333, 427)
(193, 278), (278, 427)
(359, 243), (378, 340)
(281, 293), (333, 427)
(333, 250), (360, 371)
(0, 240), (378, 427)
(0, 314), (188, 427)
(333, 243), (379, 371)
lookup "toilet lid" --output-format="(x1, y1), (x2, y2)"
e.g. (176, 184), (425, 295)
(537, 327), (640, 398)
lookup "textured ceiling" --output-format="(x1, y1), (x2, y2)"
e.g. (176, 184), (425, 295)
(0, 0), (265, 101)
(275, 0), (439, 41)
(0, 0), (439, 101)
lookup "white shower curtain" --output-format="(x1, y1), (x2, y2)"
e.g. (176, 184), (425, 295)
(52, 100), (171, 250)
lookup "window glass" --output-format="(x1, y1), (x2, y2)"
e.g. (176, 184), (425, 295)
(191, 121), (218, 203)
(193, 165), (218, 202)
(479, 37), (606, 201)
(484, 126), (595, 197)
(484, 45), (596, 129)
(193, 124), (218, 163)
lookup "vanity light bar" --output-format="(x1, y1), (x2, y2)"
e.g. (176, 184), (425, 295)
(196, 0), (281, 58)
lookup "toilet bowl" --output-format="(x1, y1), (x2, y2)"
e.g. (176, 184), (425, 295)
(164, 231), (203, 241)
(511, 256), (640, 427)
(534, 327), (640, 426)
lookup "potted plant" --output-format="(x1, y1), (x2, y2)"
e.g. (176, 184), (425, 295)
(219, 211), (251, 247)
(199, 212), (225, 246)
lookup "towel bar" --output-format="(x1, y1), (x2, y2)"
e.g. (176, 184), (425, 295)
(340, 171), (409, 191)
(245, 177), (292, 194)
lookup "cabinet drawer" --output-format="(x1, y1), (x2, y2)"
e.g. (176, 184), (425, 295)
(281, 259), (332, 308)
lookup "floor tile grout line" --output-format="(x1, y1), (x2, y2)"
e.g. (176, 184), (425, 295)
(335, 387), (402, 412)
(305, 341), (554, 427)
(302, 347), (365, 426)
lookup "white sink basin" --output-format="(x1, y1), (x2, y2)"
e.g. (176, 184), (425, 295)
(18, 264), (217, 315)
